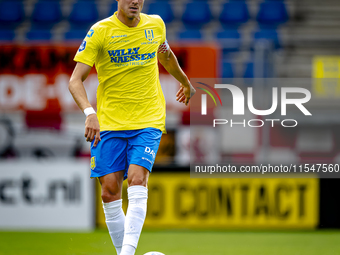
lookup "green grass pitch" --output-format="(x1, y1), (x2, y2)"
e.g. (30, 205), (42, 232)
(0, 230), (340, 255)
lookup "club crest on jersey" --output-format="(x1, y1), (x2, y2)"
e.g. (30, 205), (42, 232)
(91, 156), (96, 170)
(144, 29), (154, 41)
(79, 40), (86, 52)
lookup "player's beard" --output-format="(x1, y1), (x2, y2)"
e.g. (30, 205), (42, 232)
(124, 3), (143, 19)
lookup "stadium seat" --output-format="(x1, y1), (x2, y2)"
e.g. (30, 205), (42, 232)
(222, 61), (234, 78)
(256, 1), (289, 27)
(243, 60), (272, 79)
(216, 29), (242, 52)
(0, 30), (15, 41)
(69, 1), (99, 29)
(31, 1), (62, 29)
(146, 2), (174, 23)
(178, 29), (202, 40)
(26, 30), (52, 41)
(182, 1), (212, 28)
(253, 29), (281, 49)
(243, 61), (254, 79)
(64, 29), (87, 41)
(219, 1), (250, 28)
(0, 1), (25, 29)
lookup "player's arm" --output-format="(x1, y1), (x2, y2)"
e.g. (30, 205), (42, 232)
(158, 48), (196, 106)
(69, 62), (101, 146)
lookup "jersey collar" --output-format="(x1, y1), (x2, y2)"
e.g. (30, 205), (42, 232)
(111, 12), (144, 29)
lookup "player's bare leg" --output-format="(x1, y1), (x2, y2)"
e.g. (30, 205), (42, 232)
(99, 171), (125, 255)
(120, 164), (149, 255)
(127, 164), (149, 188)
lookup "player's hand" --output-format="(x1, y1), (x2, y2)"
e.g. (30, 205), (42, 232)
(84, 114), (101, 147)
(176, 83), (196, 106)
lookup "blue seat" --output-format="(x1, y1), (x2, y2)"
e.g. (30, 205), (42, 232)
(219, 1), (249, 28)
(253, 29), (280, 49)
(178, 29), (202, 40)
(216, 29), (241, 52)
(182, 1), (212, 28)
(146, 2), (174, 23)
(26, 30), (52, 41)
(31, 1), (62, 29)
(64, 29), (87, 41)
(0, 1), (25, 29)
(244, 61), (254, 78)
(243, 60), (272, 79)
(69, 1), (99, 29)
(256, 1), (289, 27)
(222, 61), (234, 78)
(0, 30), (15, 41)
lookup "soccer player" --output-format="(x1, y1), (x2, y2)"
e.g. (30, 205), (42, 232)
(68, 0), (195, 254)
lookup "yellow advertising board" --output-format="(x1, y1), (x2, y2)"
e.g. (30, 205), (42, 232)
(313, 56), (340, 97)
(96, 173), (319, 229)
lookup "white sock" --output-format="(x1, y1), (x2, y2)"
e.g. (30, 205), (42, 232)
(103, 199), (125, 255)
(120, 186), (148, 255)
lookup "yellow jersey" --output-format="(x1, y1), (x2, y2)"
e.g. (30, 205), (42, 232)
(74, 13), (168, 133)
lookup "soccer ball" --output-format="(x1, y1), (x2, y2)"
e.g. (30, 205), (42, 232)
(143, 252), (165, 255)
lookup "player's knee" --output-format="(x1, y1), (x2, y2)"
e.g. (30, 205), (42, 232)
(101, 188), (121, 202)
(128, 175), (147, 187)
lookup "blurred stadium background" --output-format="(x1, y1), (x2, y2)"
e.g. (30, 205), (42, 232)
(1, 0), (340, 254)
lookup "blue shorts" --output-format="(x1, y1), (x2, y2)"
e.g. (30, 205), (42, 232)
(90, 128), (162, 179)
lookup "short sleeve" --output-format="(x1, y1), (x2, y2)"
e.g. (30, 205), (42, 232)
(74, 26), (102, 67)
(157, 18), (170, 54)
